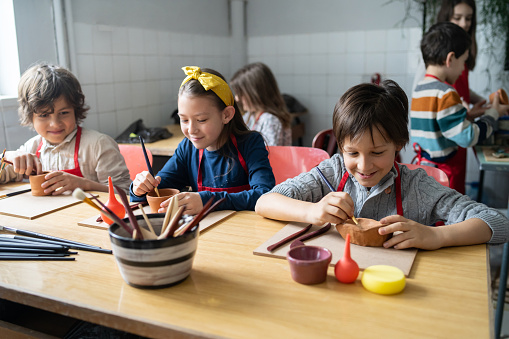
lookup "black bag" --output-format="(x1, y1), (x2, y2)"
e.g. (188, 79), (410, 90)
(115, 119), (173, 144)
(283, 94), (307, 113)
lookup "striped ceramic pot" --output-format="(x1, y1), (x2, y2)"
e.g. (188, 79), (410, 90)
(109, 214), (198, 288)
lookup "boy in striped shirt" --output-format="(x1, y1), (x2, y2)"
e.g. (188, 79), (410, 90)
(410, 22), (504, 193)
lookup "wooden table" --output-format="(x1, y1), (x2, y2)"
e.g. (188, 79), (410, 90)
(0, 189), (493, 338)
(120, 124), (185, 156)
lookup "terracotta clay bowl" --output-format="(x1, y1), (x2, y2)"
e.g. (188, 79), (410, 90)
(29, 172), (50, 196)
(489, 88), (508, 105)
(146, 188), (180, 213)
(286, 245), (332, 285)
(109, 214), (198, 289)
(335, 218), (390, 247)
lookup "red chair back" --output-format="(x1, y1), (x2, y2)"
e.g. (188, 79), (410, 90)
(118, 144), (153, 181)
(401, 163), (450, 187)
(312, 129), (338, 157)
(267, 146), (330, 184)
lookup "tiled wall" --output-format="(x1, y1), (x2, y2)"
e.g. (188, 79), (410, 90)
(247, 27), (422, 161)
(0, 97), (37, 150)
(72, 22), (232, 138)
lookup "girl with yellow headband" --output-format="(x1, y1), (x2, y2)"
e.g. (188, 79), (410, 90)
(130, 67), (275, 215)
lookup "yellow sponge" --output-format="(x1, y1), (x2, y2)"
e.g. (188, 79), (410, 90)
(361, 265), (406, 295)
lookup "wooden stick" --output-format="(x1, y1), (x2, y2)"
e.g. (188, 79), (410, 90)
(174, 197), (214, 237)
(161, 196), (176, 235)
(138, 204), (156, 235)
(158, 206), (185, 239)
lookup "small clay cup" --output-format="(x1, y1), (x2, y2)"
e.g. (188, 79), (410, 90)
(29, 172), (50, 196)
(287, 245), (332, 285)
(489, 88), (508, 105)
(336, 218), (390, 247)
(146, 188), (180, 213)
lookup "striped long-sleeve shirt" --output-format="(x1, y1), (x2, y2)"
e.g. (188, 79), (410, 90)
(410, 78), (498, 161)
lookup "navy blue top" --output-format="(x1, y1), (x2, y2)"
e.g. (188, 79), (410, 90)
(130, 132), (275, 211)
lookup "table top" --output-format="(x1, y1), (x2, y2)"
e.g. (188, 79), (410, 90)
(475, 145), (509, 172)
(120, 124), (184, 156)
(0, 185), (493, 338)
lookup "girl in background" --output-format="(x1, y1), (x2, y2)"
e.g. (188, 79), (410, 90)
(231, 62), (292, 146)
(131, 66), (275, 214)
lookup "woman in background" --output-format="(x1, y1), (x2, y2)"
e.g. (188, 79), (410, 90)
(231, 62), (292, 146)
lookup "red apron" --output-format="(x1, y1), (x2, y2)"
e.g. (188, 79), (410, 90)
(197, 134), (250, 193)
(36, 126), (84, 178)
(336, 162), (403, 216)
(412, 142), (466, 194)
(453, 64), (470, 104)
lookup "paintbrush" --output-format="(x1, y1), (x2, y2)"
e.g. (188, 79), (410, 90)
(0, 225), (111, 254)
(73, 188), (133, 235)
(0, 188), (31, 199)
(113, 185), (150, 240)
(139, 136), (160, 197)
(315, 167), (359, 225)
(0, 149), (6, 178)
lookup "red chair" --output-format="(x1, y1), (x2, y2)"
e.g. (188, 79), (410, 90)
(267, 146), (330, 184)
(118, 144), (153, 181)
(312, 129), (338, 157)
(400, 163), (450, 187)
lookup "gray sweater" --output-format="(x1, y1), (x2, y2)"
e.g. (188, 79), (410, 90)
(269, 154), (509, 244)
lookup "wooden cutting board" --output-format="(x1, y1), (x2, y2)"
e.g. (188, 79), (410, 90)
(0, 191), (83, 219)
(78, 206), (236, 234)
(253, 222), (418, 276)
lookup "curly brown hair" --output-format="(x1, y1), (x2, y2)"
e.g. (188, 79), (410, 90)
(18, 63), (89, 127)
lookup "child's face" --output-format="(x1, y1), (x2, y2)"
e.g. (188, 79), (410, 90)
(32, 95), (77, 145)
(342, 127), (402, 188)
(446, 49), (469, 85)
(450, 3), (473, 32)
(178, 94), (234, 151)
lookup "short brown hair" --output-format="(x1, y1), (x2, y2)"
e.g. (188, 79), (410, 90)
(332, 80), (409, 152)
(18, 63), (89, 127)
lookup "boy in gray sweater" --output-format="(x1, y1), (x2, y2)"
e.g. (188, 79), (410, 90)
(256, 80), (509, 250)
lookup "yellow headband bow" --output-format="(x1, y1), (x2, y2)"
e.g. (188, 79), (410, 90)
(180, 66), (234, 107)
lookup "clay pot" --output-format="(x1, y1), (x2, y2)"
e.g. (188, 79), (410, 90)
(146, 188), (180, 213)
(335, 218), (390, 247)
(489, 88), (508, 105)
(287, 245), (332, 285)
(29, 172), (50, 196)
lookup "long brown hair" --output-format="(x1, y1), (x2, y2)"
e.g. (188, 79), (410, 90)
(178, 67), (250, 156)
(436, 0), (477, 70)
(231, 62), (292, 128)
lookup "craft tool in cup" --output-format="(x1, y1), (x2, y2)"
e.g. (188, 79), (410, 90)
(315, 167), (359, 225)
(139, 136), (160, 197)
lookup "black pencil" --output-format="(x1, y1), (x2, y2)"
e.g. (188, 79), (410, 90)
(0, 255), (75, 261)
(0, 225), (103, 249)
(0, 188), (32, 199)
(0, 235), (110, 253)
(139, 135), (160, 196)
(0, 247), (66, 254)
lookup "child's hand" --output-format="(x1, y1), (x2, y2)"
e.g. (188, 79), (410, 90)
(172, 192), (203, 216)
(466, 100), (487, 121)
(378, 215), (443, 250)
(132, 171), (161, 196)
(307, 192), (355, 226)
(492, 93), (509, 116)
(10, 153), (42, 176)
(40, 171), (86, 195)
